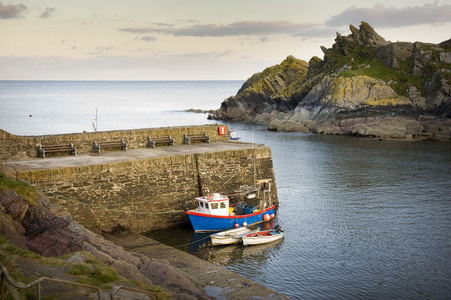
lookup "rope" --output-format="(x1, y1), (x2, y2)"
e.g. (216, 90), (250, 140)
(17, 178), (185, 215)
(172, 233), (214, 248)
(212, 154), (253, 194)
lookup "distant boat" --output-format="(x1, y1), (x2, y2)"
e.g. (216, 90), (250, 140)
(242, 228), (284, 246)
(210, 225), (260, 246)
(229, 130), (241, 140)
(185, 179), (275, 232)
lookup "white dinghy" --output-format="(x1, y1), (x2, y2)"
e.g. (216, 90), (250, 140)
(242, 228), (284, 246)
(211, 225), (260, 246)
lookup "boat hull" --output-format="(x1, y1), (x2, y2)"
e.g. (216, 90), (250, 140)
(242, 229), (284, 246)
(185, 205), (275, 232)
(210, 226), (259, 245)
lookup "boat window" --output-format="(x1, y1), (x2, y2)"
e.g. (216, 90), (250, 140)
(220, 202), (226, 209)
(211, 203), (218, 209)
(200, 202), (204, 208)
(205, 203), (209, 209)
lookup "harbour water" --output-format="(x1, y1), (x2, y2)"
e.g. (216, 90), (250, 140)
(1, 81), (450, 299)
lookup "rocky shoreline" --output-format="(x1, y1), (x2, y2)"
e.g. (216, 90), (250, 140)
(209, 22), (451, 141)
(0, 175), (288, 299)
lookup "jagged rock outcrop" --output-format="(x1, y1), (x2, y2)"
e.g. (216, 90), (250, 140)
(211, 22), (451, 140)
(0, 185), (211, 298)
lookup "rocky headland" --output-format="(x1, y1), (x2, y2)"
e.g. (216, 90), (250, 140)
(210, 22), (451, 141)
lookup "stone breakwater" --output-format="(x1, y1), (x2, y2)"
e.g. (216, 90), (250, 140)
(3, 125), (278, 234)
(16, 146), (277, 233)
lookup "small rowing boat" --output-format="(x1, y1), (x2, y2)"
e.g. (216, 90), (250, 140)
(210, 225), (259, 246)
(242, 228), (284, 246)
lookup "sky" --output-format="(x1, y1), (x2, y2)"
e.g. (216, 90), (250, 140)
(1, 0), (451, 80)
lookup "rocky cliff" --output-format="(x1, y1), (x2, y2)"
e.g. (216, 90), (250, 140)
(211, 22), (451, 140)
(0, 173), (212, 299)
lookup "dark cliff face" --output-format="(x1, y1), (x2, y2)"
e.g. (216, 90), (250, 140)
(211, 22), (451, 140)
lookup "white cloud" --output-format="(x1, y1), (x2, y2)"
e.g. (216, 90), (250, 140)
(119, 20), (318, 37)
(326, 1), (451, 28)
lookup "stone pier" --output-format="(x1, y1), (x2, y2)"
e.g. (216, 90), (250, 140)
(2, 125), (278, 233)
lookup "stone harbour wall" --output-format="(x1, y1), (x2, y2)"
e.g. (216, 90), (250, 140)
(1, 125), (229, 160)
(17, 146), (277, 234)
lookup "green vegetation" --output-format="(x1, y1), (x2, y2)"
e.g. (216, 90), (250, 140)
(0, 172), (38, 205)
(240, 55), (309, 98)
(0, 233), (166, 298)
(340, 58), (423, 96)
(68, 262), (121, 286)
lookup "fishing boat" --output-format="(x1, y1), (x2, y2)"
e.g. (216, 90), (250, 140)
(210, 225), (260, 246)
(185, 179), (275, 232)
(229, 130), (241, 140)
(242, 228), (284, 246)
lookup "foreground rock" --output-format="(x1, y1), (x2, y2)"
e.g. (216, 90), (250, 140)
(0, 179), (288, 299)
(210, 22), (451, 141)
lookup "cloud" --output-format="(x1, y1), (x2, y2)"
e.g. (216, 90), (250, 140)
(139, 36), (156, 42)
(119, 20), (318, 37)
(216, 49), (233, 58)
(326, 1), (451, 28)
(38, 7), (55, 19)
(88, 46), (114, 55)
(0, 2), (27, 19)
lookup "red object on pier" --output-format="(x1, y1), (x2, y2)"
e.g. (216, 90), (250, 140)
(218, 126), (227, 135)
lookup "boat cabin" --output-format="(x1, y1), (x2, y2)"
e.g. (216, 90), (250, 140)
(195, 193), (230, 216)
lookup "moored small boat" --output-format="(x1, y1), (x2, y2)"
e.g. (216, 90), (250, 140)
(210, 225), (260, 246)
(229, 130), (241, 140)
(242, 228), (284, 246)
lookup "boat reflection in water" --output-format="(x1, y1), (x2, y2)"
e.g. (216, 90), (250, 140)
(188, 232), (214, 260)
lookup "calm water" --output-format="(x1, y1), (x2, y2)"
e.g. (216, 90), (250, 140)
(149, 124), (451, 300)
(2, 81), (450, 299)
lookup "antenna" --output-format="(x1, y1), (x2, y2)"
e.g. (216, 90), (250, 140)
(252, 127), (256, 186)
(92, 108), (98, 132)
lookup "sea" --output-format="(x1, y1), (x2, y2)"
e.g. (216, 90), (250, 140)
(1, 81), (450, 299)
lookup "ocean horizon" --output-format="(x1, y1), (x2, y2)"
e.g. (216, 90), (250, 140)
(0, 80), (244, 136)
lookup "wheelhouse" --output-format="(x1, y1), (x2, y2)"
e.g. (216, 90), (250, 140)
(195, 193), (229, 216)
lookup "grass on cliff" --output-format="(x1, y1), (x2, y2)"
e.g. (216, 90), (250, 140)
(319, 41), (425, 97)
(0, 235), (167, 299)
(0, 172), (38, 205)
(339, 56), (424, 96)
(67, 262), (121, 287)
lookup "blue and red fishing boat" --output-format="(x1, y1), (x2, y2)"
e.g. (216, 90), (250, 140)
(185, 179), (276, 232)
